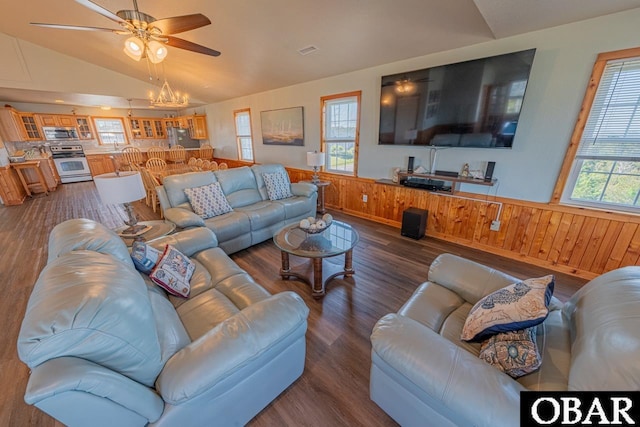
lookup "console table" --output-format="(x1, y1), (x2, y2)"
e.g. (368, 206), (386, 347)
(378, 172), (495, 195)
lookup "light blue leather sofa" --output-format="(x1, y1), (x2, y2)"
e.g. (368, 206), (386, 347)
(18, 218), (309, 427)
(370, 253), (640, 427)
(157, 164), (318, 254)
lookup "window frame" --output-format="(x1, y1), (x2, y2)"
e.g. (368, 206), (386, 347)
(92, 117), (129, 146)
(233, 108), (254, 162)
(552, 46), (640, 213)
(320, 91), (361, 177)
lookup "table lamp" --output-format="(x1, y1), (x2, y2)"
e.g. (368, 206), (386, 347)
(94, 170), (147, 235)
(307, 151), (325, 184)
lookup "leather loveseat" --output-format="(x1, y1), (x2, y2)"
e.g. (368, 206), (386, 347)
(18, 218), (310, 427)
(370, 253), (640, 427)
(157, 164), (317, 254)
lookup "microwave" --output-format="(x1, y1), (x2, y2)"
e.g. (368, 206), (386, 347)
(42, 126), (79, 141)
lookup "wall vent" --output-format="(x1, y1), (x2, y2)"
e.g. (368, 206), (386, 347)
(298, 45), (319, 56)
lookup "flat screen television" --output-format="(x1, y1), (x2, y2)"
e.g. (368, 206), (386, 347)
(378, 48), (536, 148)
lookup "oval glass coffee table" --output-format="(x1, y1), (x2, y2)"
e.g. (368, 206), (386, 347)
(273, 220), (359, 298)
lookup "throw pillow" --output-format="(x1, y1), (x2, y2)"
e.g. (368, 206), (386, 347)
(130, 241), (162, 274)
(149, 245), (195, 298)
(460, 275), (554, 342)
(184, 182), (233, 219)
(263, 171), (293, 200)
(479, 327), (542, 378)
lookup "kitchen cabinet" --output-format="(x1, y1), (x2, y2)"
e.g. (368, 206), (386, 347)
(0, 107), (42, 141)
(74, 116), (93, 139)
(86, 154), (118, 177)
(186, 115), (208, 139)
(12, 159), (58, 194)
(0, 165), (27, 205)
(36, 114), (76, 128)
(129, 117), (167, 139)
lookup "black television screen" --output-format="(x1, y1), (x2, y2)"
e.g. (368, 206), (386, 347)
(378, 49), (536, 148)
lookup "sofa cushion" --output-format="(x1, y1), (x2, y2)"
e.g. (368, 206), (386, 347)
(262, 171), (293, 200)
(215, 166), (262, 208)
(18, 251), (164, 387)
(203, 211), (251, 242)
(236, 200), (285, 230)
(461, 275), (555, 342)
(479, 327), (542, 378)
(163, 171), (217, 208)
(131, 241), (162, 274)
(273, 196), (315, 220)
(150, 245), (196, 298)
(251, 163), (290, 200)
(184, 182), (233, 219)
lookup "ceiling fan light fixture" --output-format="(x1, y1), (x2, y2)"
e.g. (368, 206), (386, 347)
(123, 36), (144, 61)
(147, 40), (168, 64)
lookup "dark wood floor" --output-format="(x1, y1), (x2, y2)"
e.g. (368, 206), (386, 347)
(0, 182), (587, 427)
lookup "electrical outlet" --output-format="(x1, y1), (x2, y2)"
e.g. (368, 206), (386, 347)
(490, 220), (501, 231)
(362, 194), (368, 202)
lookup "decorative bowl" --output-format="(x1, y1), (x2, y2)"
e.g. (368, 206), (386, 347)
(299, 215), (333, 234)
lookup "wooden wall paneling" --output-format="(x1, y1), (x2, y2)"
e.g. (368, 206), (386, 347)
(604, 223), (639, 272)
(619, 226), (640, 268)
(547, 213), (574, 265)
(527, 210), (553, 259)
(519, 208), (542, 256)
(558, 215), (586, 265)
(567, 216), (598, 269)
(501, 205), (523, 251)
(509, 206), (532, 253)
(489, 203), (514, 249)
(578, 218), (611, 271)
(590, 221), (624, 274)
(536, 211), (563, 260)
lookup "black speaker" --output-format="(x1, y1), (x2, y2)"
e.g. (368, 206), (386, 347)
(401, 207), (427, 240)
(484, 161), (496, 182)
(407, 156), (415, 174)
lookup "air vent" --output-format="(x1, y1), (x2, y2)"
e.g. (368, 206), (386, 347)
(298, 45), (319, 56)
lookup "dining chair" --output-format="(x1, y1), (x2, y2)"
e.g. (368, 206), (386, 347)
(120, 147), (144, 170)
(218, 162), (228, 170)
(195, 158), (204, 170)
(167, 145), (186, 164)
(145, 157), (167, 173)
(201, 160), (211, 170)
(199, 143), (214, 160)
(139, 167), (162, 216)
(147, 146), (166, 161)
(188, 157), (198, 167)
(209, 160), (219, 171)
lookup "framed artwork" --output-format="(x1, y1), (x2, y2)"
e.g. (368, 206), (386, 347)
(261, 106), (304, 145)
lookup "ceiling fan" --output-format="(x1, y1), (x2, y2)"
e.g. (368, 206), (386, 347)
(31, 0), (221, 63)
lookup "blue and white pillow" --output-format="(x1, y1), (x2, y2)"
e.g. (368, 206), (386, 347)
(184, 182), (233, 219)
(263, 171), (293, 200)
(461, 275), (555, 342)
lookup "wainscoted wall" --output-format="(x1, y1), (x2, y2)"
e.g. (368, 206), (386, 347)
(215, 159), (640, 281)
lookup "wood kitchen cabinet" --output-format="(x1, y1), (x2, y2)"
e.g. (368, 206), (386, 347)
(129, 117), (167, 139)
(74, 116), (93, 139)
(0, 107), (42, 141)
(36, 114), (75, 128)
(86, 154), (117, 177)
(0, 165), (27, 205)
(186, 115), (208, 139)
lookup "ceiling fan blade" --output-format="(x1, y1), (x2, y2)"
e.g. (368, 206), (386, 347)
(30, 22), (129, 34)
(75, 0), (129, 26)
(149, 14), (211, 35)
(165, 36), (221, 57)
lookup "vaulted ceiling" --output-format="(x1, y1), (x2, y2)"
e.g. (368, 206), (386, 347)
(1, 0), (639, 109)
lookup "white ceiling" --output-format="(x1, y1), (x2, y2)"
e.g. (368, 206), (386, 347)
(1, 0), (640, 109)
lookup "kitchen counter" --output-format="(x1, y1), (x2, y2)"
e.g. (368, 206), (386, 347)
(84, 146), (203, 155)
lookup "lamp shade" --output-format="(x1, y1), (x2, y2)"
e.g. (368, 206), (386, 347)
(94, 171), (146, 205)
(147, 40), (168, 64)
(123, 37), (144, 61)
(307, 151), (325, 167)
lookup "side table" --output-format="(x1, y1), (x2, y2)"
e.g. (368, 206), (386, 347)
(301, 180), (330, 214)
(115, 220), (176, 247)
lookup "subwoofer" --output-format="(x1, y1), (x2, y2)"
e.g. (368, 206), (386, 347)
(401, 207), (427, 240)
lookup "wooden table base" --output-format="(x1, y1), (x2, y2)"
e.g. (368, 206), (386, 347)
(280, 250), (355, 299)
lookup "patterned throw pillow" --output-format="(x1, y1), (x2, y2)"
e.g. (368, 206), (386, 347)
(184, 182), (233, 219)
(130, 241), (162, 274)
(460, 275), (554, 342)
(263, 171), (293, 200)
(479, 327), (542, 378)
(149, 245), (195, 298)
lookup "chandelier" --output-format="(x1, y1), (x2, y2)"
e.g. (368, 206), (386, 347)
(395, 79), (416, 95)
(149, 79), (189, 108)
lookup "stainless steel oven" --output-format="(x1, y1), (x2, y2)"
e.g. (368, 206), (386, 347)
(50, 145), (93, 183)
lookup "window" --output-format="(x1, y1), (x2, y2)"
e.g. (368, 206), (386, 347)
(321, 91), (361, 175)
(234, 109), (254, 161)
(93, 117), (128, 146)
(555, 48), (640, 212)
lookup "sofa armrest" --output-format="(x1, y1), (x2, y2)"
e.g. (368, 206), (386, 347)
(25, 356), (164, 423)
(164, 207), (205, 228)
(428, 253), (521, 304)
(371, 313), (525, 427)
(149, 227), (219, 257)
(156, 185), (171, 213)
(291, 182), (317, 198)
(156, 291), (309, 404)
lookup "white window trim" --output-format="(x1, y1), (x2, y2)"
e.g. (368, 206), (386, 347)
(234, 109), (254, 162)
(321, 91), (361, 177)
(92, 117), (129, 146)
